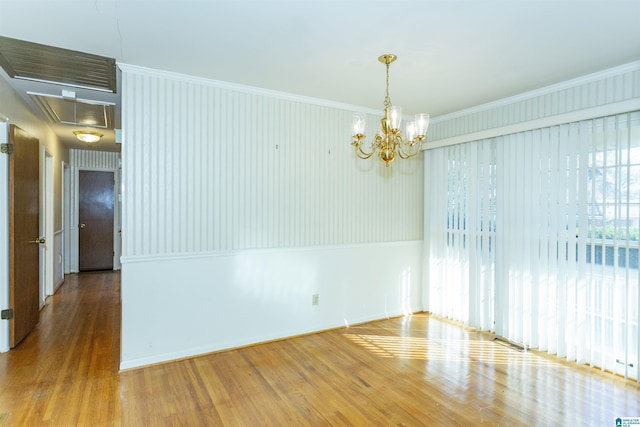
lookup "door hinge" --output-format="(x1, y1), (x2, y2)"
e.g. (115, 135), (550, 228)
(0, 143), (13, 155)
(1, 309), (14, 319)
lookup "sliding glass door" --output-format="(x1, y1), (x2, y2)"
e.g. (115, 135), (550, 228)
(424, 111), (639, 380)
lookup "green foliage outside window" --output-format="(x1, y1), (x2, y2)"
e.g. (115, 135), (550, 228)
(584, 225), (640, 241)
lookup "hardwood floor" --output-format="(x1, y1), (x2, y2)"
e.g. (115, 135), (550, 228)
(0, 271), (638, 426)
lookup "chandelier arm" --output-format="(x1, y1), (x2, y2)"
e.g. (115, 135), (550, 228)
(353, 137), (376, 159)
(355, 147), (375, 159)
(392, 133), (404, 153)
(396, 149), (414, 160)
(378, 139), (388, 152)
(396, 140), (422, 159)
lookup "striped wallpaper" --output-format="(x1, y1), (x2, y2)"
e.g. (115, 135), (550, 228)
(429, 63), (640, 142)
(119, 65), (424, 258)
(69, 149), (120, 170)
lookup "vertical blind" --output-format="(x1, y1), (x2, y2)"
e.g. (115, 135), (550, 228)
(425, 111), (640, 381)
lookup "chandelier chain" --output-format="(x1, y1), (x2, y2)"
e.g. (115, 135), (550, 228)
(384, 62), (391, 110)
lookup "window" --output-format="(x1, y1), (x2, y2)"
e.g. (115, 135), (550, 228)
(425, 112), (639, 380)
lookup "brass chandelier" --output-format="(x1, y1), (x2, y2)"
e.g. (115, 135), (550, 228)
(351, 54), (429, 166)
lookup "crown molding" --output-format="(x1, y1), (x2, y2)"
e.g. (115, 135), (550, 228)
(424, 98), (640, 151)
(117, 63), (382, 116)
(431, 61), (640, 124)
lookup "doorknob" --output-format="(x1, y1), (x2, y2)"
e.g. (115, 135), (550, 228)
(80, 223), (86, 229)
(28, 237), (45, 244)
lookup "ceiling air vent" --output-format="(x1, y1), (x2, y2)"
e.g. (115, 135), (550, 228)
(28, 92), (115, 128)
(0, 36), (116, 93)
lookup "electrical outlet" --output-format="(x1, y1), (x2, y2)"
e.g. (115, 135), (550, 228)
(312, 294), (319, 306)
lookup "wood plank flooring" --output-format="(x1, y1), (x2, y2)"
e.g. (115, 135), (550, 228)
(0, 271), (638, 426)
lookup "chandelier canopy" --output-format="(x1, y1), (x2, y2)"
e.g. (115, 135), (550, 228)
(351, 54), (429, 166)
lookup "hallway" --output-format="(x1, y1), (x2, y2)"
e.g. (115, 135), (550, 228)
(0, 272), (121, 425)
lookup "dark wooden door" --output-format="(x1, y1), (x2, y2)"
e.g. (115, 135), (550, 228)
(78, 171), (114, 271)
(8, 125), (41, 348)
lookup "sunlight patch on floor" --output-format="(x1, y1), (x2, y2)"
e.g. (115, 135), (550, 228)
(343, 334), (566, 366)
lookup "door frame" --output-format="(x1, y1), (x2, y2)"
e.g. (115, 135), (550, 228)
(74, 166), (119, 271)
(63, 162), (70, 274)
(41, 148), (54, 303)
(0, 118), (9, 352)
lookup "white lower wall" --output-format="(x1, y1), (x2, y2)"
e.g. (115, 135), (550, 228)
(120, 241), (422, 370)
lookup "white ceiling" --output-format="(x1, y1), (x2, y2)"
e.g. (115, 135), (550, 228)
(0, 0), (639, 150)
